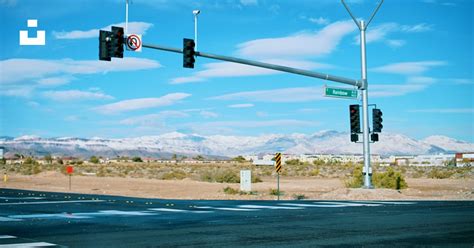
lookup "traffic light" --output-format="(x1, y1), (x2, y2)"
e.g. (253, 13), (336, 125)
(111, 26), (124, 58)
(371, 133), (379, 142)
(349, 104), (361, 134)
(99, 30), (112, 61)
(183, 38), (196, 68)
(372, 108), (383, 132)
(99, 27), (124, 61)
(351, 133), (359, 142)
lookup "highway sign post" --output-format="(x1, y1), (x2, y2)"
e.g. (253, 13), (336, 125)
(275, 153), (282, 200)
(324, 86), (358, 99)
(66, 165), (73, 190)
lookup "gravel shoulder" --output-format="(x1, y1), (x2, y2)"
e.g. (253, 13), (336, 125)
(2, 172), (473, 200)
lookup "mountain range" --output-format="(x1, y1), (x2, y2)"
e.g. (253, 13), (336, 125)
(1, 131), (473, 159)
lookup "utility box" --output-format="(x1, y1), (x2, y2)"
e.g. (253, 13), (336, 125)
(240, 170), (251, 192)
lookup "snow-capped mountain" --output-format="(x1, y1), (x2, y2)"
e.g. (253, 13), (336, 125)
(0, 131), (472, 158)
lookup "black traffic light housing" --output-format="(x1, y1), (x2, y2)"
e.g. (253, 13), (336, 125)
(372, 108), (383, 133)
(371, 133), (379, 142)
(99, 26), (124, 61)
(183, 38), (196, 68)
(111, 26), (124, 58)
(99, 30), (112, 61)
(349, 104), (361, 134)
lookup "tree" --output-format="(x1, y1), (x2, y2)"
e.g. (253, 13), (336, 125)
(89, 156), (100, 164)
(57, 158), (64, 165)
(44, 154), (53, 164)
(172, 154), (178, 161)
(193, 155), (205, 161)
(24, 157), (35, 164)
(232, 156), (246, 163)
(132, 156), (143, 162)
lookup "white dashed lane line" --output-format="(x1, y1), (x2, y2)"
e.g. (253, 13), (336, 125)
(0, 235), (15, 239)
(0, 242), (57, 247)
(238, 205), (304, 210)
(0, 200), (105, 206)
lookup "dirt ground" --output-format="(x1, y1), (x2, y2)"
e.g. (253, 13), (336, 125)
(2, 172), (473, 200)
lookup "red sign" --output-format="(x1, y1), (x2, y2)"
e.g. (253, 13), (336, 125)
(66, 165), (73, 174)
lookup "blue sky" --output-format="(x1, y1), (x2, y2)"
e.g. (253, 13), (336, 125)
(0, 0), (473, 142)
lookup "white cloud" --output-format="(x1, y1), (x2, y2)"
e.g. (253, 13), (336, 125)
(0, 86), (33, 97)
(240, 0), (258, 6)
(43, 90), (114, 101)
(237, 20), (355, 59)
(95, 93), (191, 114)
(228, 103), (254, 108)
(171, 59), (332, 84)
(189, 119), (317, 129)
(408, 108), (474, 113)
(211, 87), (325, 103)
(53, 22), (153, 39)
(372, 61), (447, 75)
(200, 111), (219, 118)
(120, 111), (189, 126)
(308, 17), (330, 25)
(386, 39), (406, 48)
(65, 115), (79, 122)
(354, 22), (433, 47)
(370, 77), (438, 97)
(0, 57), (161, 84)
(37, 76), (74, 87)
(400, 23), (433, 33)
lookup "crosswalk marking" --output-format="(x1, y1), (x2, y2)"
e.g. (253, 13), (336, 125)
(316, 202), (382, 207)
(0, 242), (57, 247)
(238, 205), (304, 210)
(0, 235), (15, 239)
(278, 203), (347, 208)
(0, 217), (22, 222)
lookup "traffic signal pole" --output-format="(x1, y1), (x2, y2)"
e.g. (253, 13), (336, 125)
(142, 43), (361, 87)
(343, 0), (384, 188)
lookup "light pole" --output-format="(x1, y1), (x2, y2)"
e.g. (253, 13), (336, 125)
(193, 10), (200, 52)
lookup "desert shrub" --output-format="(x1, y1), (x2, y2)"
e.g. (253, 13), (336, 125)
(428, 168), (455, 179)
(223, 186), (239, 195)
(132, 157), (143, 162)
(309, 168), (320, 177)
(252, 174), (263, 183)
(293, 194), (307, 200)
(162, 170), (187, 180)
(200, 169), (239, 183)
(373, 167), (408, 190)
(89, 156), (100, 164)
(269, 188), (284, 196)
(345, 165), (364, 188)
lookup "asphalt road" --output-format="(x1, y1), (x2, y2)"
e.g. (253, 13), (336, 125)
(1, 188), (473, 247)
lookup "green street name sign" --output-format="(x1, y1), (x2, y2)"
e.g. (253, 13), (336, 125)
(324, 86), (358, 99)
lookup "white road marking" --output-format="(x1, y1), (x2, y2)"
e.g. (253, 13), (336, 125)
(0, 242), (57, 247)
(316, 202), (381, 207)
(148, 208), (190, 213)
(0, 235), (16, 239)
(213, 207), (259, 212)
(238, 205), (304, 210)
(96, 210), (156, 216)
(148, 208), (213, 214)
(278, 203), (347, 208)
(0, 197), (44, 200)
(354, 201), (415, 205)
(0, 217), (22, 222)
(9, 213), (92, 219)
(0, 200), (105, 206)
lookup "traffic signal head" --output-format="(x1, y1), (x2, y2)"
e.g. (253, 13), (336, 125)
(371, 133), (379, 142)
(111, 26), (124, 58)
(99, 30), (112, 61)
(183, 38), (196, 68)
(372, 108), (383, 132)
(351, 133), (359, 142)
(349, 104), (361, 134)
